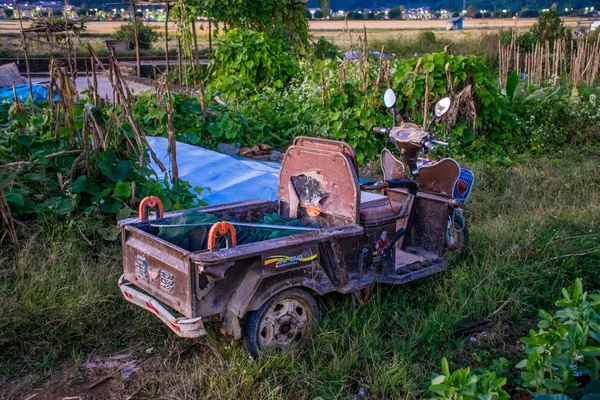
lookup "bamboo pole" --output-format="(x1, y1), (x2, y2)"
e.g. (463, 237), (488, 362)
(131, 0), (141, 77)
(192, 18), (200, 71)
(177, 36), (182, 85)
(208, 18), (212, 55)
(15, 0), (33, 101)
(165, 3), (170, 77)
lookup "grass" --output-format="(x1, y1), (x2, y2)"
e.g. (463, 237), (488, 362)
(1, 148), (599, 399)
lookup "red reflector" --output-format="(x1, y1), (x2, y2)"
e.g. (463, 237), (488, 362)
(458, 181), (469, 195)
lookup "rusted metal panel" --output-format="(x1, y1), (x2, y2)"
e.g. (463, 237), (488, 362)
(189, 224), (363, 265)
(246, 264), (337, 311)
(279, 145), (360, 224)
(293, 136), (359, 174)
(402, 198), (449, 256)
(381, 149), (405, 180)
(417, 158), (460, 198)
(122, 225), (194, 317)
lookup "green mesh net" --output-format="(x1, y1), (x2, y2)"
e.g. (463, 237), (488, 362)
(154, 212), (320, 251)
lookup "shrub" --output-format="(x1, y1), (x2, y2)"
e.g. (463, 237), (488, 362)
(114, 20), (160, 50)
(209, 29), (299, 99)
(418, 31), (437, 46)
(313, 37), (340, 60)
(427, 358), (510, 400)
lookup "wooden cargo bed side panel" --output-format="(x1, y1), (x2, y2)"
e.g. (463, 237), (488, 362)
(122, 226), (194, 317)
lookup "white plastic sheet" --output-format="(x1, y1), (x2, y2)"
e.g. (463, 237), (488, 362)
(146, 137), (280, 205)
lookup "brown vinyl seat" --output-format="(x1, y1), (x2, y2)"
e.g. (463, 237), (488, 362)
(359, 196), (404, 223)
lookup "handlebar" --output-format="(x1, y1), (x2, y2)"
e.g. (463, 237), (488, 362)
(373, 127), (389, 135)
(423, 141), (437, 152)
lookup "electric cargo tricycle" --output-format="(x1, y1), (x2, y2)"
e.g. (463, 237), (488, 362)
(118, 90), (474, 357)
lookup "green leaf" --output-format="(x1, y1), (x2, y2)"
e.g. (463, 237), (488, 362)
(44, 196), (75, 215)
(505, 71), (519, 102)
(428, 384), (451, 393)
(441, 358), (450, 377)
(24, 173), (43, 181)
(113, 181), (132, 199)
(4, 191), (24, 207)
(431, 375), (446, 385)
(543, 378), (565, 392)
(70, 176), (88, 194)
(11, 113), (28, 125)
(581, 347), (600, 356)
(16, 135), (36, 147)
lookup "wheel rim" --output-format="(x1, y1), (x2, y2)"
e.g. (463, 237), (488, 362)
(257, 296), (313, 352)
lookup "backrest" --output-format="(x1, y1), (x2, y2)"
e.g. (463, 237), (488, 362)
(416, 158), (460, 197)
(293, 137), (359, 176)
(380, 149), (405, 180)
(279, 143), (360, 227)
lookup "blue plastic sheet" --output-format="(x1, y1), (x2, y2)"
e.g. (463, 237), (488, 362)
(0, 83), (58, 103)
(146, 137), (280, 205)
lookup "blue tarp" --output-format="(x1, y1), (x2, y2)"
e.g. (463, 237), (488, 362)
(146, 137), (280, 205)
(0, 83), (58, 103)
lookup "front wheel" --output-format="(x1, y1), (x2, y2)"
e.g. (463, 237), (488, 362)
(244, 288), (319, 358)
(446, 214), (469, 253)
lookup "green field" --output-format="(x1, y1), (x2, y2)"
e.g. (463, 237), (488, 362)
(2, 148), (599, 399)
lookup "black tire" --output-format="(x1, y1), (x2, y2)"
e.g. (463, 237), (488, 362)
(446, 214), (469, 253)
(244, 288), (319, 358)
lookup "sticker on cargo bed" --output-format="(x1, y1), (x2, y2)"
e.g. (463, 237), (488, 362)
(264, 249), (317, 268)
(135, 256), (148, 280)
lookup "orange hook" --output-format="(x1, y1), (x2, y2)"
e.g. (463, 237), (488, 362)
(138, 196), (164, 222)
(207, 221), (237, 251)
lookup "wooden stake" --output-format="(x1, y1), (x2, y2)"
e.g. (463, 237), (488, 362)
(131, 0), (141, 77)
(165, 3), (170, 77)
(15, 0), (33, 101)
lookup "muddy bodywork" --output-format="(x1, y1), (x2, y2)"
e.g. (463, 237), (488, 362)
(118, 136), (467, 340)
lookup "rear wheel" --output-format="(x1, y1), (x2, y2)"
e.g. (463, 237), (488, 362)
(244, 288), (319, 358)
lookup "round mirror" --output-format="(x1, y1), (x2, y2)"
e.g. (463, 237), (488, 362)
(434, 97), (451, 117)
(383, 88), (396, 109)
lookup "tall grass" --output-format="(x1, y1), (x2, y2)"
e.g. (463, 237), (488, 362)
(1, 148), (599, 399)
(367, 30), (502, 62)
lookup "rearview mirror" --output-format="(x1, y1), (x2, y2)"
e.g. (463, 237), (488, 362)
(434, 97), (451, 117)
(383, 88), (396, 109)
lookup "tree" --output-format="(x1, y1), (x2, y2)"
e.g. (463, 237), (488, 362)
(346, 10), (362, 20)
(388, 5), (404, 20)
(3, 8), (14, 18)
(519, 8), (539, 18)
(314, 9), (323, 19)
(466, 4), (478, 17)
(530, 5), (566, 42)
(114, 20), (160, 50)
(305, 9), (312, 20)
(77, 9), (87, 17)
(451, 11), (460, 17)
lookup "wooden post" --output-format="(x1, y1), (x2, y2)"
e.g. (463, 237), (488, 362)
(15, 0), (33, 101)
(131, 0), (141, 77)
(208, 18), (212, 55)
(177, 37), (182, 85)
(192, 18), (200, 71)
(165, 3), (170, 77)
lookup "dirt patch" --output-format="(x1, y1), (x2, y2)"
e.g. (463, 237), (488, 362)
(4, 351), (160, 400)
